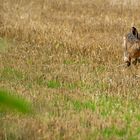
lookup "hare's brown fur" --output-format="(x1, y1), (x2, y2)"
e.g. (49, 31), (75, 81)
(123, 27), (140, 66)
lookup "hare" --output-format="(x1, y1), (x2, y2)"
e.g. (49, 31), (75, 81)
(123, 27), (140, 66)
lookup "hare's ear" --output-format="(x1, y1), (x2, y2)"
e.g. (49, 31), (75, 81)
(132, 27), (138, 37)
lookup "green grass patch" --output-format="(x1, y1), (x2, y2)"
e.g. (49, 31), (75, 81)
(102, 127), (127, 139)
(47, 79), (78, 90)
(135, 114), (140, 121)
(71, 100), (96, 112)
(102, 127), (114, 138)
(136, 127), (140, 135)
(47, 80), (61, 89)
(97, 95), (123, 117)
(114, 128), (127, 137)
(0, 89), (33, 114)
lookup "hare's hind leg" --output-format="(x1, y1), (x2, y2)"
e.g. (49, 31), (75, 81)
(126, 61), (131, 67)
(132, 58), (137, 65)
(124, 52), (131, 66)
(137, 57), (140, 63)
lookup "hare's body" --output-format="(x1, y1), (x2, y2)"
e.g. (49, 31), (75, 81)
(123, 27), (140, 66)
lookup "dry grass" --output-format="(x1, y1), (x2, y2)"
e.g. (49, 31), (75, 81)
(1, 0), (140, 139)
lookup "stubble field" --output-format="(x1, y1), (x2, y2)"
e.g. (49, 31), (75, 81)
(1, 0), (140, 139)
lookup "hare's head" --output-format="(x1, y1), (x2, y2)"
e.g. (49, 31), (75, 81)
(131, 26), (138, 38)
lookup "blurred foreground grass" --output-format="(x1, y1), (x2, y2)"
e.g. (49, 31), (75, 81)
(0, 89), (32, 114)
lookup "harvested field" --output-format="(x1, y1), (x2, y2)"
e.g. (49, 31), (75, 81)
(0, 0), (140, 139)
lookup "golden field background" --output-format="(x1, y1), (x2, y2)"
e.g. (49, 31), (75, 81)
(1, 0), (140, 139)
